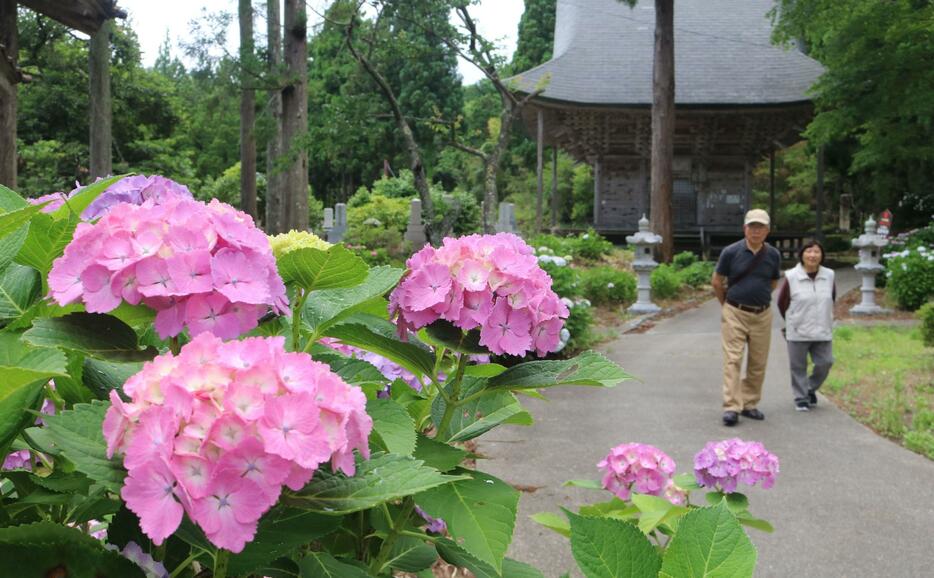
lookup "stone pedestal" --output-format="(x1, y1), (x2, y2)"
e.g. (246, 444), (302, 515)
(404, 198), (427, 249)
(850, 216), (889, 315)
(495, 203), (518, 234)
(626, 215), (662, 314)
(322, 207), (333, 239)
(327, 203), (347, 243)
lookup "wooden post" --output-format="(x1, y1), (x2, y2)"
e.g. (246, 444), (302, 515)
(239, 0), (257, 219)
(535, 109), (544, 233)
(282, 0), (308, 231)
(651, 0), (675, 262)
(768, 147), (776, 230)
(89, 19), (112, 179)
(0, 0), (17, 189)
(265, 0), (283, 233)
(816, 145), (825, 242)
(593, 157), (602, 227)
(550, 146), (558, 229)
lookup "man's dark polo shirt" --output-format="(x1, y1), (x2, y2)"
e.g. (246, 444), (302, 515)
(715, 240), (782, 307)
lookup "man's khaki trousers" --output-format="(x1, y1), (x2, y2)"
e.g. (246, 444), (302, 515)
(721, 303), (773, 412)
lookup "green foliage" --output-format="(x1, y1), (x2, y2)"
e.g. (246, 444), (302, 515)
(658, 503), (757, 578)
(40, 401), (126, 493)
(511, 0), (557, 73)
(904, 429), (934, 460)
(276, 245), (368, 292)
(918, 302), (934, 347)
(678, 261), (715, 289)
(567, 510), (660, 578)
(771, 1), (934, 226)
(672, 251), (697, 270)
(579, 267), (637, 305)
(565, 301), (596, 353)
(574, 229), (615, 261)
(540, 261), (580, 298)
(651, 264), (683, 299)
(884, 245), (934, 310)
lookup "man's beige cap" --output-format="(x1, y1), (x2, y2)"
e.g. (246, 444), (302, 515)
(744, 209), (770, 227)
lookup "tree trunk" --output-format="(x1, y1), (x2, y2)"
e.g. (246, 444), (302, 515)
(281, 0), (308, 231)
(651, 0), (674, 261)
(89, 19), (112, 180)
(0, 0), (17, 189)
(239, 0), (257, 220)
(265, 0), (283, 233)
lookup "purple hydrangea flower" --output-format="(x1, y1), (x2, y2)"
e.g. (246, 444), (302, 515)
(2, 449), (34, 471)
(28, 175), (192, 221)
(415, 505), (447, 534)
(597, 443), (677, 502)
(693, 438), (780, 493)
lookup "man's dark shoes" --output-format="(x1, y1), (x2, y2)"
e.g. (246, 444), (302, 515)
(808, 391), (818, 406)
(740, 408), (765, 420)
(722, 411), (739, 427)
(795, 401), (811, 412)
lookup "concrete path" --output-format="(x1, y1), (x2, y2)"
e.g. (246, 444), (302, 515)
(480, 267), (934, 577)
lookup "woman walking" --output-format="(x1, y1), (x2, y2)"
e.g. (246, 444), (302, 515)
(777, 241), (836, 412)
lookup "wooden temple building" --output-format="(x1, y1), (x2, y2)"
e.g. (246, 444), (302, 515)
(512, 0), (824, 245)
(1, 0), (123, 189)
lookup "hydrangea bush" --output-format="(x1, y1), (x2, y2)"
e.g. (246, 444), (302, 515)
(0, 175), (768, 578)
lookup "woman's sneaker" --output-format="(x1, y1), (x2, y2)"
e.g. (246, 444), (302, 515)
(795, 401), (811, 412)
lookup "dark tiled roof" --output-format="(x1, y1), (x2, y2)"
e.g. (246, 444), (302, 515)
(508, 0), (824, 106)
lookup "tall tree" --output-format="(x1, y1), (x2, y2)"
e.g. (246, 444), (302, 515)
(238, 0), (257, 219)
(265, 0), (284, 233)
(511, 0), (556, 73)
(771, 0), (934, 227)
(281, 0), (308, 231)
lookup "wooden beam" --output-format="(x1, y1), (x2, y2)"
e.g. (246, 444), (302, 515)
(0, 0), (16, 189)
(89, 19), (112, 179)
(536, 109), (544, 233)
(20, 0), (124, 35)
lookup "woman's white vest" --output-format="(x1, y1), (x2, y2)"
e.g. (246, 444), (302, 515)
(784, 264), (835, 342)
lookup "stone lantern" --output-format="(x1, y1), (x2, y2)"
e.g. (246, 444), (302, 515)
(626, 215), (662, 314)
(850, 216), (889, 315)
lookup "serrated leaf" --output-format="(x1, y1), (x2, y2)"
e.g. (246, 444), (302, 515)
(299, 551), (372, 578)
(229, 507), (339, 575)
(285, 453), (468, 515)
(421, 320), (487, 354)
(464, 363), (507, 378)
(735, 512), (775, 533)
(303, 265), (403, 336)
(0, 521), (144, 578)
(81, 358), (144, 399)
(14, 212), (78, 277)
(631, 494), (688, 534)
(487, 351), (631, 389)
(23, 312), (158, 361)
(531, 511), (571, 537)
(673, 472), (703, 491)
(658, 502), (757, 578)
(436, 538), (543, 578)
(0, 264), (40, 323)
(314, 352), (388, 386)
(368, 398), (417, 456)
(49, 174), (129, 221)
(41, 401), (126, 492)
(51, 350), (95, 405)
(567, 510), (660, 578)
(412, 434), (467, 472)
(0, 184), (28, 210)
(278, 245), (368, 291)
(431, 377), (524, 442)
(416, 470), (519, 573)
(0, 223), (28, 273)
(324, 323), (435, 377)
(384, 536), (437, 573)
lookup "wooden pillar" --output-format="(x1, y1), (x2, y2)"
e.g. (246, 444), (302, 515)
(593, 157), (602, 227)
(265, 0), (283, 233)
(650, 0), (675, 262)
(816, 145), (825, 242)
(535, 109), (544, 233)
(89, 19), (112, 179)
(550, 146), (558, 229)
(768, 147), (776, 230)
(0, 0), (17, 189)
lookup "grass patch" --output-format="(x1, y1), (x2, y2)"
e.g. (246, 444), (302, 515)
(825, 325), (934, 459)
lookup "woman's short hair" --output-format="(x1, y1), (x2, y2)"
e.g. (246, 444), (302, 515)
(798, 240), (825, 265)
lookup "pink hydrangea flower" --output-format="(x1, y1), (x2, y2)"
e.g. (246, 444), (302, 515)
(49, 193), (288, 340)
(597, 443), (677, 502)
(105, 334), (372, 552)
(389, 234), (568, 357)
(693, 438), (780, 493)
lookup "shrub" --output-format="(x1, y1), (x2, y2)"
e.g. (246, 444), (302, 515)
(565, 299), (596, 352)
(347, 194), (411, 236)
(571, 228), (614, 261)
(432, 189), (482, 237)
(579, 267), (636, 305)
(678, 261), (715, 288)
(651, 264), (682, 299)
(672, 251), (697, 270)
(904, 430), (934, 460)
(529, 233), (573, 257)
(540, 261), (580, 298)
(884, 245), (934, 310)
(918, 302), (934, 347)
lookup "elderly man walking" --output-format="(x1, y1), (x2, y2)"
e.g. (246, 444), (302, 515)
(711, 209), (782, 426)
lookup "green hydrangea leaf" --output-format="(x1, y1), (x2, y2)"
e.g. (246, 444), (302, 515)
(658, 502), (757, 578)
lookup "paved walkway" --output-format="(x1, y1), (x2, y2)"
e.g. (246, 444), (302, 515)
(481, 267), (934, 577)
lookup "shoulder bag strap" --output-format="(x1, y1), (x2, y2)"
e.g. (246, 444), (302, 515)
(729, 243), (770, 286)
